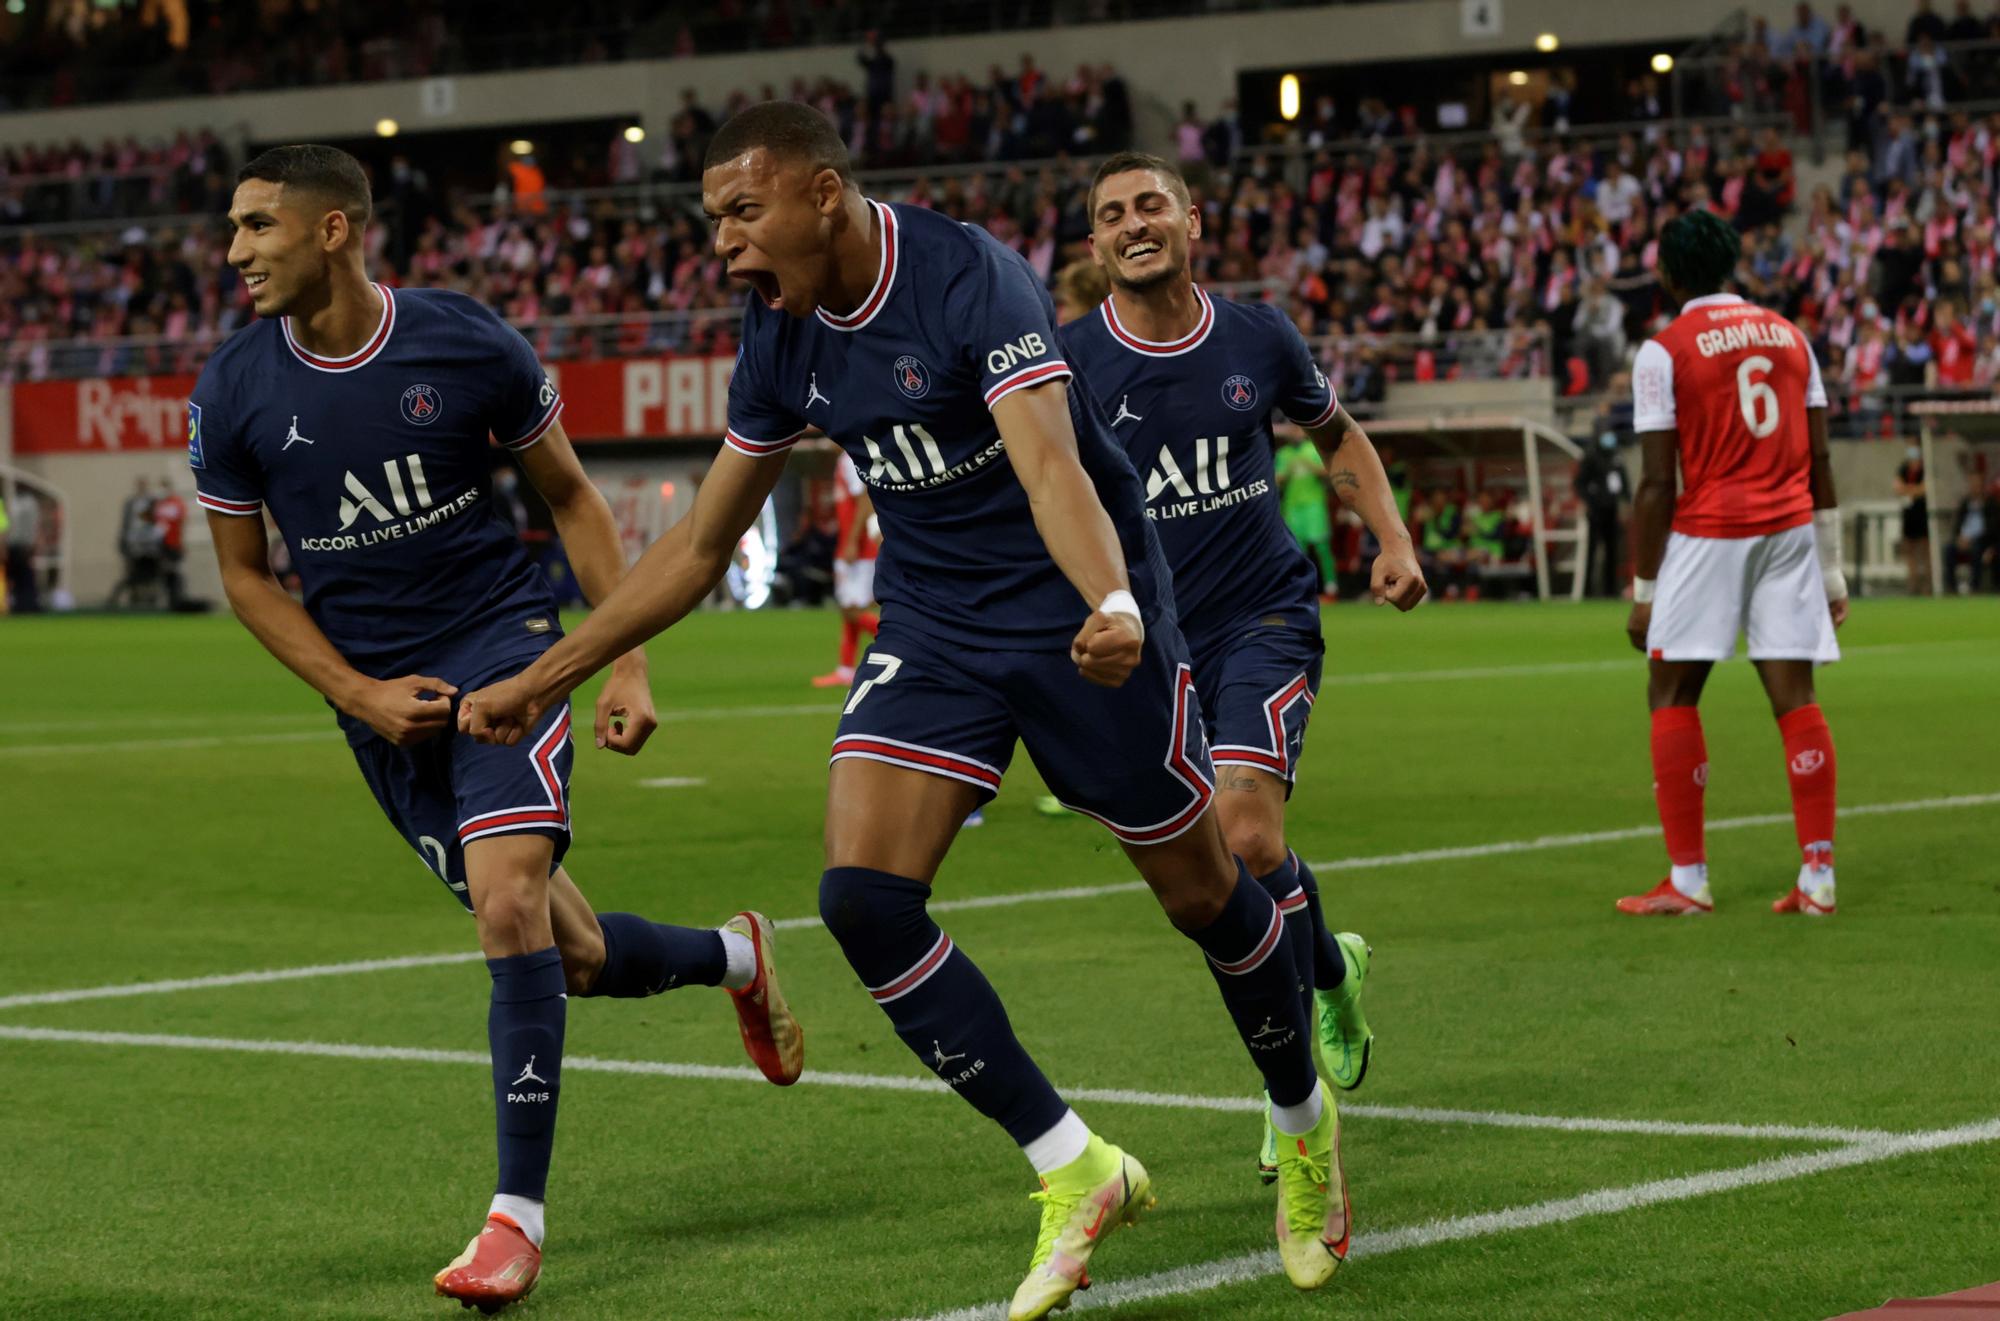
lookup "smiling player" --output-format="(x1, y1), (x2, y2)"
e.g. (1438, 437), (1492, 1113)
(186, 145), (802, 1312)
(459, 103), (1349, 1311)
(1063, 153), (1425, 1184)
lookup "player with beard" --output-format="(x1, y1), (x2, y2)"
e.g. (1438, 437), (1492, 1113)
(1062, 153), (1426, 1184)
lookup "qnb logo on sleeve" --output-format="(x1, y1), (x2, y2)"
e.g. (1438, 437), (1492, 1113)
(984, 333), (1048, 376)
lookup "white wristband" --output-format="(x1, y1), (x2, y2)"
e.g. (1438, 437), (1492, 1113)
(1098, 589), (1143, 641)
(1631, 578), (1656, 604)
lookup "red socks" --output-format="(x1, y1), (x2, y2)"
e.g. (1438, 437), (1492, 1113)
(837, 618), (859, 669)
(857, 609), (879, 637)
(1650, 706), (1709, 867)
(1778, 703), (1837, 863)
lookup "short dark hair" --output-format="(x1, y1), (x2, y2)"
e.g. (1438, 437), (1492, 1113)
(1088, 152), (1190, 219)
(1658, 208), (1741, 298)
(238, 144), (372, 226)
(703, 101), (851, 180)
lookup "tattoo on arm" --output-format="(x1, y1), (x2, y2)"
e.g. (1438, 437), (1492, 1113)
(1219, 769), (1263, 793)
(1327, 468), (1360, 494)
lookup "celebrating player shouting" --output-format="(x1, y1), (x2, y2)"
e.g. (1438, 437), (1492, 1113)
(186, 146), (802, 1312)
(1620, 210), (1848, 917)
(460, 103), (1345, 1313)
(1064, 154), (1425, 1182)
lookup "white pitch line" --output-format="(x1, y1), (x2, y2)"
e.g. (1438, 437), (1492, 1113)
(0, 952), (484, 1010)
(0, 1025), (1898, 1145)
(898, 1116), (2000, 1321)
(5, 791), (1993, 1013)
(637, 776), (708, 788)
(1, 638), (1962, 757)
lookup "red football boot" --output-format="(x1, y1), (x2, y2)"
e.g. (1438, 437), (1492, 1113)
(434, 1214), (539, 1313)
(1615, 878), (1714, 916)
(724, 911), (805, 1085)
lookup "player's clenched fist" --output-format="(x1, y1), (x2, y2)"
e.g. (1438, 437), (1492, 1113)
(1071, 609), (1144, 687)
(458, 674), (544, 747)
(594, 655), (658, 755)
(1372, 545), (1428, 610)
(343, 674), (457, 747)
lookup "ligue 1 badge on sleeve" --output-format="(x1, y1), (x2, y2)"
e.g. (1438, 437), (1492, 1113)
(401, 383), (443, 425)
(186, 401), (205, 468)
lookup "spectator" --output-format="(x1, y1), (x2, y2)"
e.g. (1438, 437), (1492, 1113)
(1776, 3), (1833, 59)
(1908, 0), (1950, 45)
(1491, 93), (1530, 159)
(1574, 280), (1629, 387)
(1943, 478), (1998, 592)
(1946, 0), (1985, 40)
(1930, 299), (1980, 388)
(3, 487), (39, 613)
(1895, 446), (1931, 594)
(1575, 426), (1630, 598)
(856, 31), (894, 123)
(152, 481), (187, 608)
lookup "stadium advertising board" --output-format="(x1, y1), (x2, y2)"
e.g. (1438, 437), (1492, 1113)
(9, 357), (739, 452)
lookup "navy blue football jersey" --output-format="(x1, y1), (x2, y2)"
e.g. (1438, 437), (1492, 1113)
(726, 200), (1169, 649)
(188, 285), (566, 724)
(1060, 288), (1337, 642)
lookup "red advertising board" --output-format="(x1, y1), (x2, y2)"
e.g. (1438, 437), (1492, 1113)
(10, 357), (738, 454)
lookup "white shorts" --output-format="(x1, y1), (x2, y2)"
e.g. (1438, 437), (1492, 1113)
(1648, 523), (1840, 664)
(833, 557), (876, 610)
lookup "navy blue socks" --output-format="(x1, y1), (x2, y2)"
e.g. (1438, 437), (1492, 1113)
(1292, 853), (1345, 991)
(819, 866), (1069, 1147)
(487, 946), (567, 1200)
(582, 912), (725, 997)
(1183, 860), (1317, 1107)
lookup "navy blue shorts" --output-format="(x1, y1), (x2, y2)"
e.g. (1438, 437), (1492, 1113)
(830, 616), (1215, 845)
(351, 696), (574, 911)
(1189, 619), (1325, 789)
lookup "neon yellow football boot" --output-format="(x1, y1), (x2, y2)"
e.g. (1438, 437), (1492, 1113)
(1007, 1136), (1154, 1320)
(1272, 1080), (1351, 1291)
(1318, 932), (1374, 1091)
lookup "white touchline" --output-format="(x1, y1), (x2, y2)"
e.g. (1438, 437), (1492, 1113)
(895, 1116), (2000, 1321)
(3, 791), (1993, 1016)
(0, 1025), (1901, 1145)
(1, 640), (1963, 757)
(637, 777), (709, 788)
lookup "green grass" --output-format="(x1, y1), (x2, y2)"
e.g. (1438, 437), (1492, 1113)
(2, 598), (1997, 1320)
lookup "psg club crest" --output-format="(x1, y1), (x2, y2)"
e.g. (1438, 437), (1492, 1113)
(1221, 374), (1258, 411)
(400, 383), (443, 426)
(893, 355), (931, 400)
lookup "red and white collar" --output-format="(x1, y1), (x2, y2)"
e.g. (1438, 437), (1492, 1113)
(816, 200), (899, 333)
(1681, 293), (1745, 311)
(1101, 285), (1215, 356)
(283, 283), (396, 372)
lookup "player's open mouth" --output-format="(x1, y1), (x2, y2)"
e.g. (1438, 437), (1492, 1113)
(736, 268), (783, 309)
(245, 273), (269, 290)
(1121, 240), (1162, 260)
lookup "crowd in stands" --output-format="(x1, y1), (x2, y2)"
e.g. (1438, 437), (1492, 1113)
(6, 6), (2000, 436)
(0, 0), (1288, 112)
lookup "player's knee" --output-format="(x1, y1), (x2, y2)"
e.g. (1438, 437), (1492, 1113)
(1225, 822), (1287, 877)
(472, 883), (547, 955)
(559, 924), (607, 996)
(818, 866), (930, 952)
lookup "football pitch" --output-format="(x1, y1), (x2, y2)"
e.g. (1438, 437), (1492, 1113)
(3, 598), (1997, 1321)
